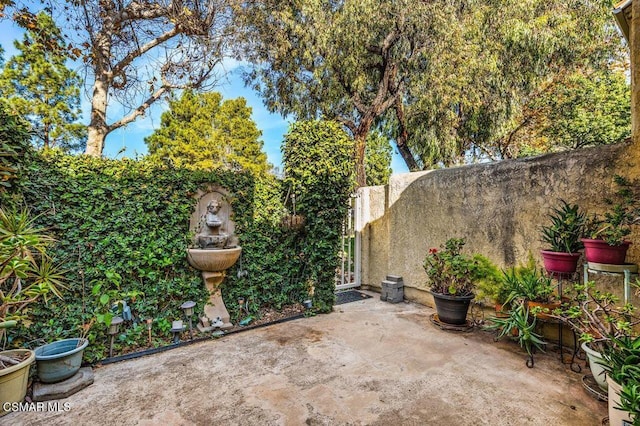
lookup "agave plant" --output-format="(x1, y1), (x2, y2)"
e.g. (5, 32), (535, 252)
(502, 263), (555, 305)
(0, 207), (66, 347)
(540, 200), (586, 253)
(584, 175), (640, 246)
(485, 300), (546, 367)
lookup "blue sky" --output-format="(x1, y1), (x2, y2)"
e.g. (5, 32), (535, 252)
(0, 18), (409, 175)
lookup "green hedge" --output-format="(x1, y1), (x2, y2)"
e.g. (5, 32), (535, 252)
(4, 126), (352, 360)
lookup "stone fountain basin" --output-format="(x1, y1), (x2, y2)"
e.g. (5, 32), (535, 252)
(187, 247), (242, 272)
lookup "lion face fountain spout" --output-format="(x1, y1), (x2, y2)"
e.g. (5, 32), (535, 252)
(187, 197), (241, 331)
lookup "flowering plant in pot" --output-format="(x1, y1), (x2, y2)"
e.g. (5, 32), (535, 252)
(540, 200), (585, 275)
(0, 207), (66, 414)
(424, 237), (499, 325)
(582, 175), (639, 265)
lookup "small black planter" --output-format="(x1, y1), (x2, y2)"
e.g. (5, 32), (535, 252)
(429, 291), (474, 325)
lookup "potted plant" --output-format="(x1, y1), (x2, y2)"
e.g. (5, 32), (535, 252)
(582, 175), (639, 265)
(485, 300), (546, 368)
(424, 238), (499, 325)
(550, 280), (640, 392)
(0, 207), (66, 415)
(502, 262), (558, 320)
(617, 376), (640, 426)
(600, 336), (640, 426)
(540, 200), (585, 275)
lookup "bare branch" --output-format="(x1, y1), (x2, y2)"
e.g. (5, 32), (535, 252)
(108, 86), (169, 132)
(111, 27), (180, 76)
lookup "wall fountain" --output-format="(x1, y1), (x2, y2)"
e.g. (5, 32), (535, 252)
(187, 191), (241, 331)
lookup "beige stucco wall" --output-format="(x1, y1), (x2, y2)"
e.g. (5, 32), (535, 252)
(359, 142), (639, 307)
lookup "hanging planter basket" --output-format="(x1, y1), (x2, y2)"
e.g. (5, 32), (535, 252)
(281, 214), (305, 230)
(280, 190), (305, 230)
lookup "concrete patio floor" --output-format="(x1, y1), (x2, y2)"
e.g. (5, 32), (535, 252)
(8, 293), (607, 425)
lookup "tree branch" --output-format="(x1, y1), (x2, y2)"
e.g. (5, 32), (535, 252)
(333, 115), (357, 135)
(108, 86), (169, 132)
(111, 27), (180, 75)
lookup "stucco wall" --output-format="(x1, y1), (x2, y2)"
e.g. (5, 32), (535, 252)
(359, 142), (638, 307)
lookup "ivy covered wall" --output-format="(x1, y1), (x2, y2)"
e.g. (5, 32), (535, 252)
(3, 120), (352, 361)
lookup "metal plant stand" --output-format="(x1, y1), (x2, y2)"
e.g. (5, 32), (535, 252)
(544, 270), (581, 373)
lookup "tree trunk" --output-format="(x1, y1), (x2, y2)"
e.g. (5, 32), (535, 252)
(354, 115), (375, 188)
(85, 78), (109, 157)
(84, 5), (113, 157)
(43, 122), (50, 150)
(85, 26), (111, 158)
(354, 132), (367, 188)
(394, 98), (420, 171)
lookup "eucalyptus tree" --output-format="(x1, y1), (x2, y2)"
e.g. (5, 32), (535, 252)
(234, 0), (626, 177)
(513, 68), (630, 156)
(232, 0), (450, 185)
(394, 0), (626, 166)
(365, 131), (392, 186)
(0, 11), (85, 151)
(145, 90), (269, 174)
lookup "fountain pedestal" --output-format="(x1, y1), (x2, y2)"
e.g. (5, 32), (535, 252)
(187, 247), (241, 332)
(198, 271), (233, 331)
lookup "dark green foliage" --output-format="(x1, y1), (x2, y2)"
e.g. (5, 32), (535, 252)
(585, 176), (640, 246)
(0, 102), (31, 191)
(485, 300), (546, 359)
(0, 11), (86, 151)
(282, 121), (355, 311)
(3, 145), (349, 360)
(365, 131), (392, 186)
(423, 238), (500, 297)
(502, 262), (555, 305)
(601, 336), (640, 423)
(540, 200), (586, 253)
(619, 381), (640, 425)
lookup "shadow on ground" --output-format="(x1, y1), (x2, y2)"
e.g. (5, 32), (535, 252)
(8, 292), (606, 425)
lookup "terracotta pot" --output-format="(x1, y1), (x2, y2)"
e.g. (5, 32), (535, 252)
(581, 239), (631, 265)
(526, 300), (561, 320)
(430, 291), (474, 325)
(540, 250), (581, 275)
(494, 303), (509, 318)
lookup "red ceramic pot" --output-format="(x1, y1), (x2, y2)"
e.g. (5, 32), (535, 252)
(581, 239), (631, 265)
(540, 250), (581, 275)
